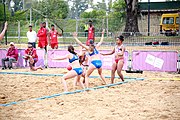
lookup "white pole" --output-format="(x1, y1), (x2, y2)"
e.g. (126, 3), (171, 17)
(30, 8), (32, 25)
(23, 0), (24, 10)
(35, 20), (38, 31)
(45, 18), (49, 29)
(106, 14), (108, 38)
(106, 0), (109, 38)
(76, 18), (78, 33)
(18, 21), (20, 43)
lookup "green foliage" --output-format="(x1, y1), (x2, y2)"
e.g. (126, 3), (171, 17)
(9, 10), (27, 21)
(80, 9), (106, 19)
(0, 4), (11, 21)
(31, 0), (68, 20)
(0, 2), (27, 22)
(93, 0), (106, 11)
(80, 9), (106, 32)
(112, 0), (126, 12)
(108, 0), (126, 31)
(80, 0), (126, 32)
(68, 0), (88, 19)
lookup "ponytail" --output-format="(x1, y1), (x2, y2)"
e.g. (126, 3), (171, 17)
(68, 45), (77, 55)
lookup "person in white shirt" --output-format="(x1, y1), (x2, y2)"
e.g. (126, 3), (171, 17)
(27, 25), (37, 48)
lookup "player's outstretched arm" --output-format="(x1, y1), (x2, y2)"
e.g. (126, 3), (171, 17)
(73, 32), (89, 50)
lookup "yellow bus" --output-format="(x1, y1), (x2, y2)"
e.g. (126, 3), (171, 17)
(160, 13), (179, 36)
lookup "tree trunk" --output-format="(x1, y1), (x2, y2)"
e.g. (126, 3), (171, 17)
(124, 0), (140, 37)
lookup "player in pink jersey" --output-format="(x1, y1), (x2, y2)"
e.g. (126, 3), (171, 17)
(49, 24), (62, 49)
(86, 20), (95, 46)
(37, 23), (48, 50)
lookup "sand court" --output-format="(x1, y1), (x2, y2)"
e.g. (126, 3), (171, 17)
(0, 68), (180, 120)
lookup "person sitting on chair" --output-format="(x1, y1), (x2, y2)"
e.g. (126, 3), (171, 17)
(1, 42), (18, 70)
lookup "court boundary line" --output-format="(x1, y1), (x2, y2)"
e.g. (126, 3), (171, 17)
(0, 73), (144, 107)
(0, 71), (138, 79)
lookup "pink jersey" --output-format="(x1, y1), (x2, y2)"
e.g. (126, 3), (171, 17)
(88, 26), (95, 40)
(50, 30), (58, 44)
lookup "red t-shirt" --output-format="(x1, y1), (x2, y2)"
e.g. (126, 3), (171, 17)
(37, 27), (47, 42)
(88, 26), (95, 40)
(7, 47), (18, 61)
(25, 48), (38, 60)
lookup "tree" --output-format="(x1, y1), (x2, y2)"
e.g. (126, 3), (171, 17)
(0, 4), (11, 21)
(124, 0), (140, 36)
(32, 0), (68, 20)
(80, 9), (106, 32)
(0, 3), (26, 22)
(93, 0), (106, 11)
(68, 0), (88, 19)
(108, 0), (126, 32)
(80, 10), (106, 19)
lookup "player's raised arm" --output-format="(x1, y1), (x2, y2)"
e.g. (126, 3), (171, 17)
(73, 32), (89, 50)
(0, 21), (8, 41)
(96, 29), (105, 48)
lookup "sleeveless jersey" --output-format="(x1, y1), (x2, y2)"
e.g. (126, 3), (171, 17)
(88, 26), (95, 40)
(50, 30), (58, 44)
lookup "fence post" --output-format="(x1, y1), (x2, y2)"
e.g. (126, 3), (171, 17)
(18, 21), (20, 43)
(35, 20), (38, 31)
(30, 8), (32, 25)
(178, 11), (180, 36)
(76, 18), (78, 33)
(148, 0), (150, 36)
(106, 13), (109, 38)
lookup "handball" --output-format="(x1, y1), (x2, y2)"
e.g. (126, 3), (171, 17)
(66, 65), (72, 71)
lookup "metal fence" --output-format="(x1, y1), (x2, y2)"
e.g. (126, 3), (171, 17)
(0, 18), (180, 48)
(0, 20), (179, 73)
(0, 15), (165, 36)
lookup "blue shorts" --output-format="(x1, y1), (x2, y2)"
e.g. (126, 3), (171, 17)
(91, 60), (102, 69)
(73, 67), (83, 75)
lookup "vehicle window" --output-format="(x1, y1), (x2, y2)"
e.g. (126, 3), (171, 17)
(163, 17), (174, 24)
(176, 17), (179, 24)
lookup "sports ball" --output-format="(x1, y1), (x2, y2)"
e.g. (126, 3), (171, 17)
(66, 65), (72, 71)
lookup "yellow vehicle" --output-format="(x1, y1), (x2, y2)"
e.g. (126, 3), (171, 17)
(160, 13), (179, 36)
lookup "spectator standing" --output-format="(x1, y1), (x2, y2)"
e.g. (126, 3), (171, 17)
(27, 25), (37, 48)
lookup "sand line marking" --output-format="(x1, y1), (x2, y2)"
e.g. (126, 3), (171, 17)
(0, 74), (144, 107)
(0, 71), (139, 79)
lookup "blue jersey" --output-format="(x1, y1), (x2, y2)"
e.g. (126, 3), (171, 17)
(69, 54), (78, 63)
(89, 48), (99, 56)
